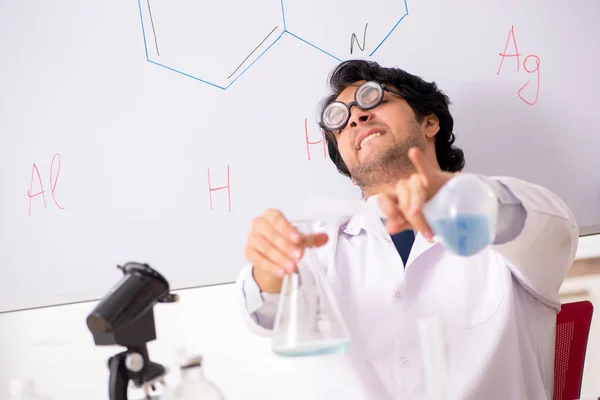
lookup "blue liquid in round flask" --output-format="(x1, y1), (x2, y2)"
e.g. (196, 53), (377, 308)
(422, 174), (499, 257)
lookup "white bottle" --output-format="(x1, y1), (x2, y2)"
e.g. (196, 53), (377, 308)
(168, 355), (225, 400)
(422, 174), (498, 257)
(7, 379), (53, 400)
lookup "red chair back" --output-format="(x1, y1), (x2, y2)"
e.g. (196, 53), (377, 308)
(553, 300), (594, 400)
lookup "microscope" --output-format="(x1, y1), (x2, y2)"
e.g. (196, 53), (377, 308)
(86, 262), (179, 400)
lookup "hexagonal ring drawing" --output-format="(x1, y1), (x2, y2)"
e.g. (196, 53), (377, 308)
(136, 0), (409, 90)
(137, 0), (285, 89)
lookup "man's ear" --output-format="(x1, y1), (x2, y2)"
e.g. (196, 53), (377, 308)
(422, 113), (440, 139)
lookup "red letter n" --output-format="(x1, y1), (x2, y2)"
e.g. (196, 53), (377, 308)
(207, 165), (231, 212)
(497, 25), (521, 75)
(28, 163), (47, 217)
(305, 118), (326, 160)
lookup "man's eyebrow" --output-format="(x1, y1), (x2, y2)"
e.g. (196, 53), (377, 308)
(341, 84), (360, 91)
(335, 84), (361, 100)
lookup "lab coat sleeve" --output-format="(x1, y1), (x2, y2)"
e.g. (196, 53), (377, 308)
(482, 176), (579, 310)
(235, 263), (279, 337)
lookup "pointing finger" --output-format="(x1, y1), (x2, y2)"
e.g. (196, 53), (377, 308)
(407, 174), (427, 217)
(408, 147), (434, 185)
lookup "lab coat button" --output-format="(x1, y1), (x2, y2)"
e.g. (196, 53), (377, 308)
(400, 357), (408, 365)
(394, 291), (402, 299)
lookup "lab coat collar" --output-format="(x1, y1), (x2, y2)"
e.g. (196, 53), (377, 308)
(407, 231), (441, 266)
(340, 194), (440, 265)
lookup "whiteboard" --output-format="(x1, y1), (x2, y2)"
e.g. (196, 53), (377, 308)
(1, 0), (599, 312)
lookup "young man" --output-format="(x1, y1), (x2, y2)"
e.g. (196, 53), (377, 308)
(236, 60), (579, 399)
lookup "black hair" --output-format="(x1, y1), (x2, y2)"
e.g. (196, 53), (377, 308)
(318, 59), (465, 177)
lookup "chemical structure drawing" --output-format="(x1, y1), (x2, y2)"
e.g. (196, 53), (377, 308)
(136, 0), (409, 90)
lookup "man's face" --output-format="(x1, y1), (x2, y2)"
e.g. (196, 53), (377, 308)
(331, 80), (433, 191)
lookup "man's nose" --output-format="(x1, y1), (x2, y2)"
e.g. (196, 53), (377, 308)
(348, 107), (373, 129)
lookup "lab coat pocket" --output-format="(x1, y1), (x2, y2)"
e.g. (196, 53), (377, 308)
(430, 253), (506, 330)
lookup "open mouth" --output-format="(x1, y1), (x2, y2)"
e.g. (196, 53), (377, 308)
(358, 131), (384, 149)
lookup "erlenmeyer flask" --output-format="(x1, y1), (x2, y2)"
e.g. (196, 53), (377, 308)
(271, 220), (351, 357)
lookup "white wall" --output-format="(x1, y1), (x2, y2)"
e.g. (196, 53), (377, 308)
(1, 234), (599, 400)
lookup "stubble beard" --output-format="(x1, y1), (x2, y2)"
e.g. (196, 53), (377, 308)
(348, 124), (427, 193)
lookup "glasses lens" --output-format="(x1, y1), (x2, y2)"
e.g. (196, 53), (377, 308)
(323, 102), (348, 130)
(356, 82), (383, 108)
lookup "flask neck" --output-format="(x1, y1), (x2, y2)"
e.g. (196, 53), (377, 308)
(296, 249), (318, 273)
(180, 365), (206, 381)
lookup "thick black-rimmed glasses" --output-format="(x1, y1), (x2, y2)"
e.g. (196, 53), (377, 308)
(319, 81), (403, 132)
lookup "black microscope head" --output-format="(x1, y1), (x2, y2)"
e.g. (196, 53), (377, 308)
(86, 262), (178, 347)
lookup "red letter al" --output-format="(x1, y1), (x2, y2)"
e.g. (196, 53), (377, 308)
(497, 25), (521, 75)
(305, 118), (326, 160)
(207, 165), (231, 212)
(28, 163), (47, 217)
(50, 153), (65, 209)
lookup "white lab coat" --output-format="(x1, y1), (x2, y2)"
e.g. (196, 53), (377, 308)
(236, 175), (579, 400)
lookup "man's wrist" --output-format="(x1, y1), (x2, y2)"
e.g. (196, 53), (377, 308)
(252, 265), (284, 294)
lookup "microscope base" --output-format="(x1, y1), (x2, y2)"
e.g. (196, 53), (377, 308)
(108, 349), (168, 400)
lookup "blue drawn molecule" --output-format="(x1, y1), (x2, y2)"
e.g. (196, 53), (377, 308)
(136, 0), (409, 90)
(281, 0), (408, 61)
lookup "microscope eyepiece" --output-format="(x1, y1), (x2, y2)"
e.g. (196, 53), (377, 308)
(117, 262), (169, 288)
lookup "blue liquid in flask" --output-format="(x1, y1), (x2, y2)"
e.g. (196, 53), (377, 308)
(429, 213), (491, 257)
(273, 339), (351, 358)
